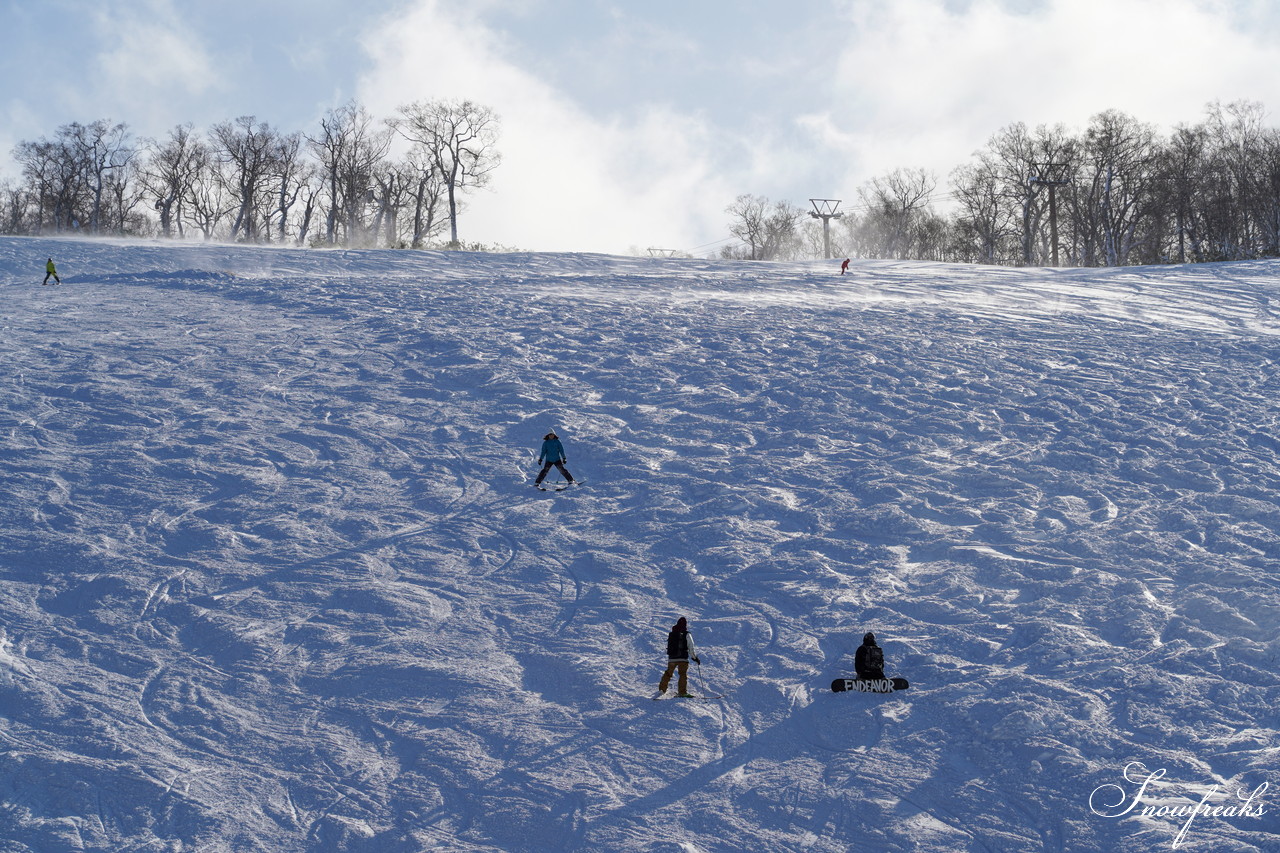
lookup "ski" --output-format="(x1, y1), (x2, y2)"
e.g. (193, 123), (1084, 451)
(536, 480), (583, 492)
(652, 693), (724, 700)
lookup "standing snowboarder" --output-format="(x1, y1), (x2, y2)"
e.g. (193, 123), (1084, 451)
(534, 431), (576, 487)
(840, 258), (850, 275)
(658, 616), (700, 697)
(43, 258), (61, 286)
(855, 632), (885, 681)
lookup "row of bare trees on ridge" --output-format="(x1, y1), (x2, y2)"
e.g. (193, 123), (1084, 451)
(9, 97), (1280, 266)
(0, 99), (500, 250)
(726, 101), (1280, 267)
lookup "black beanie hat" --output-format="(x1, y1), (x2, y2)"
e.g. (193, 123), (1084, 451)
(863, 632), (876, 644)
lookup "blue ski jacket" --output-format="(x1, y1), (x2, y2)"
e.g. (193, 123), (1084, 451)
(538, 438), (567, 464)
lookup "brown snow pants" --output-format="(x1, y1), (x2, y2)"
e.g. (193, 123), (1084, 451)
(658, 660), (689, 695)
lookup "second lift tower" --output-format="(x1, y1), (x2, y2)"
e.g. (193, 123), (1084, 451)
(809, 199), (844, 259)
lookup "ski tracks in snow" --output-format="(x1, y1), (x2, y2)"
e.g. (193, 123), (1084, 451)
(2, 241), (1280, 850)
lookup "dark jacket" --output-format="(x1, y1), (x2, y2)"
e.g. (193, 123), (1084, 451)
(855, 639), (885, 680)
(666, 629), (697, 662)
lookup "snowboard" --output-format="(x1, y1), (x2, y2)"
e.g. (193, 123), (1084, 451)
(652, 692), (724, 701)
(831, 677), (909, 693)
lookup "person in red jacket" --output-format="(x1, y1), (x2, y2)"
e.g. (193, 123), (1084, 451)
(840, 258), (850, 275)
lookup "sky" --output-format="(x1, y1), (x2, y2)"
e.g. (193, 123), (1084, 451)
(4, 0), (1280, 254)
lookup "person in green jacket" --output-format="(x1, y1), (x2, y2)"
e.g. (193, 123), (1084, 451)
(43, 257), (61, 286)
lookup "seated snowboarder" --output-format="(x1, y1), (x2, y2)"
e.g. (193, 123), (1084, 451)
(658, 616), (700, 697)
(855, 632), (885, 681)
(534, 431), (576, 487)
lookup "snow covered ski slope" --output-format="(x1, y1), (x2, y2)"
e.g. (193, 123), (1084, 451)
(0, 236), (1278, 851)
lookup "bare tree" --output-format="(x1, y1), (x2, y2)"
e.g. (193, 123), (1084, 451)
(724, 194), (803, 260)
(401, 146), (447, 248)
(106, 158), (146, 234)
(15, 133), (89, 232)
(141, 124), (209, 238)
(58, 120), (135, 234)
(0, 180), (29, 233)
(266, 131), (309, 243)
(370, 161), (409, 246)
(13, 140), (63, 232)
(211, 116), (283, 242)
(1067, 110), (1159, 266)
(950, 160), (1013, 264)
(294, 176), (323, 247)
(855, 168), (937, 259)
(725, 194), (769, 259)
(393, 99), (501, 248)
(1151, 124), (1208, 263)
(1257, 129), (1280, 258)
(1207, 101), (1280, 259)
(974, 123), (1077, 265)
(308, 102), (392, 246)
(186, 152), (234, 240)
(976, 122), (1038, 264)
(308, 106), (351, 245)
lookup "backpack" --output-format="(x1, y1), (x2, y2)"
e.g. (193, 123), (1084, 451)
(866, 646), (884, 671)
(667, 630), (689, 659)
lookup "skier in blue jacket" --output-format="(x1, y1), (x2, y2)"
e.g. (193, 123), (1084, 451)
(534, 431), (576, 487)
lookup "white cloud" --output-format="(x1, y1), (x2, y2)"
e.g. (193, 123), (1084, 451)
(0, 1), (218, 167)
(818, 0), (1280, 189)
(89, 0), (219, 132)
(355, 0), (1280, 254)
(356, 0), (740, 254)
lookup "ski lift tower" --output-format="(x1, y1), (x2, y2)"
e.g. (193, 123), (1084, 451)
(809, 199), (844, 259)
(1029, 164), (1071, 266)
